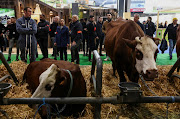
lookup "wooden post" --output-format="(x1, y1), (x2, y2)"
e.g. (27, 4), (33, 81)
(156, 11), (160, 37)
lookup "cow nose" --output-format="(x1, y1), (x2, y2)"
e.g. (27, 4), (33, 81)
(146, 69), (158, 79)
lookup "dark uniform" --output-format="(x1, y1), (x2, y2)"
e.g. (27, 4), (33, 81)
(7, 23), (20, 60)
(96, 21), (104, 55)
(145, 21), (156, 37)
(70, 20), (83, 64)
(0, 23), (5, 52)
(49, 22), (58, 56)
(81, 21), (88, 55)
(37, 20), (49, 59)
(87, 21), (97, 61)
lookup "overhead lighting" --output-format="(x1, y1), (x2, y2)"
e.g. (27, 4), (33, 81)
(34, 4), (42, 15)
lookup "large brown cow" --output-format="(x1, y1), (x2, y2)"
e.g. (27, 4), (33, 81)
(23, 58), (86, 118)
(176, 25), (180, 71)
(105, 19), (159, 82)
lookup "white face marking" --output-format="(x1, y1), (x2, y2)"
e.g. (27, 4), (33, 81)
(31, 64), (58, 98)
(135, 37), (158, 74)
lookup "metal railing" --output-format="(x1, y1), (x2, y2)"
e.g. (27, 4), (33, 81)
(167, 56), (180, 80)
(0, 51), (180, 119)
(0, 51), (19, 85)
(90, 50), (103, 119)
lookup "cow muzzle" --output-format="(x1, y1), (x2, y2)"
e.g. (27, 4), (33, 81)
(142, 69), (158, 81)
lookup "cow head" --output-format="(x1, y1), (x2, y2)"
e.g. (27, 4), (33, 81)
(123, 36), (159, 81)
(31, 64), (68, 98)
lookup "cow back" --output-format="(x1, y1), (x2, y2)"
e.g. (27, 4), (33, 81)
(105, 20), (144, 60)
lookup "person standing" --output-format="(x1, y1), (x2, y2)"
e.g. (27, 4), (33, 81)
(49, 16), (59, 57)
(145, 17), (156, 37)
(16, 7), (37, 63)
(37, 14), (49, 60)
(163, 18), (178, 60)
(82, 18), (88, 56)
(7, 17), (20, 61)
(134, 13), (145, 32)
(70, 15), (83, 64)
(164, 21), (168, 28)
(102, 13), (113, 61)
(4, 19), (11, 52)
(96, 16), (104, 56)
(54, 19), (69, 61)
(87, 15), (98, 61)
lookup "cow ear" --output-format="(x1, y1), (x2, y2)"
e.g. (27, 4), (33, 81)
(152, 37), (160, 46)
(56, 68), (68, 86)
(122, 38), (138, 49)
(59, 77), (67, 86)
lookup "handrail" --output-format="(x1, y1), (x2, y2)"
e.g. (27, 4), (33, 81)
(0, 51), (19, 85)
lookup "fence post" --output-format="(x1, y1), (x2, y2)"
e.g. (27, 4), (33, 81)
(0, 51), (19, 85)
(91, 50), (103, 119)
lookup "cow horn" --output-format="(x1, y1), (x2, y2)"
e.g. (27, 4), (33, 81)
(57, 68), (61, 72)
(135, 37), (142, 44)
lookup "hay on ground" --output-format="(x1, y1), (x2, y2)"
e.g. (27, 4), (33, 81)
(0, 62), (179, 119)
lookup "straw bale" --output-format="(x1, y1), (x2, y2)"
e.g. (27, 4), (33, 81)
(0, 62), (179, 119)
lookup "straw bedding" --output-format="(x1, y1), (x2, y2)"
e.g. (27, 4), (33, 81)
(0, 61), (179, 119)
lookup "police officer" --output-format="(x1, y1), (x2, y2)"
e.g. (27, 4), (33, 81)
(37, 14), (49, 60)
(7, 17), (20, 61)
(87, 15), (98, 61)
(70, 15), (83, 64)
(49, 16), (59, 57)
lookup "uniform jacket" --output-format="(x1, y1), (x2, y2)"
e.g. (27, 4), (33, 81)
(96, 21), (104, 39)
(6, 23), (19, 40)
(70, 20), (83, 42)
(49, 22), (58, 38)
(37, 20), (49, 39)
(16, 16), (37, 49)
(145, 21), (156, 37)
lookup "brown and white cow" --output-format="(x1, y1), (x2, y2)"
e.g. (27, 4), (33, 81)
(176, 25), (180, 71)
(23, 58), (86, 118)
(105, 20), (159, 82)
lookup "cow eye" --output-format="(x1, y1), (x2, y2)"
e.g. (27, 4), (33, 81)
(136, 49), (143, 60)
(45, 84), (52, 91)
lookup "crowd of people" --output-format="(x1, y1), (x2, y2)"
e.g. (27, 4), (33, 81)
(0, 7), (178, 64)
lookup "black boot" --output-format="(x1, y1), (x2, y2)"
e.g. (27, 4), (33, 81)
(7, 57), (11, 61)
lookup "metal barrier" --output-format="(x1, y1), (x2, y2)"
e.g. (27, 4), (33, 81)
(0, 50), (180, 119)
(90, 50), (103, 119)
(1, 96), (180, 105)
(167, 56), (180, 80)
(0, 51), (19, 85)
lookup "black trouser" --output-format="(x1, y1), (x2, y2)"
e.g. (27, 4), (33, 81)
(57, 47), (67, 61)
(38, 38), (48, 58)
(82, 33), (88, 55)
(0, 37), (4, 52)
(96, 36), (104, 55)
(89, 36), (96, 61)
(71, 40), (81, 64)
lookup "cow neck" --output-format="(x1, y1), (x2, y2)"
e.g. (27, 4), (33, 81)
(61, 69), (73, 97)
(55, 69), (73, 114)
